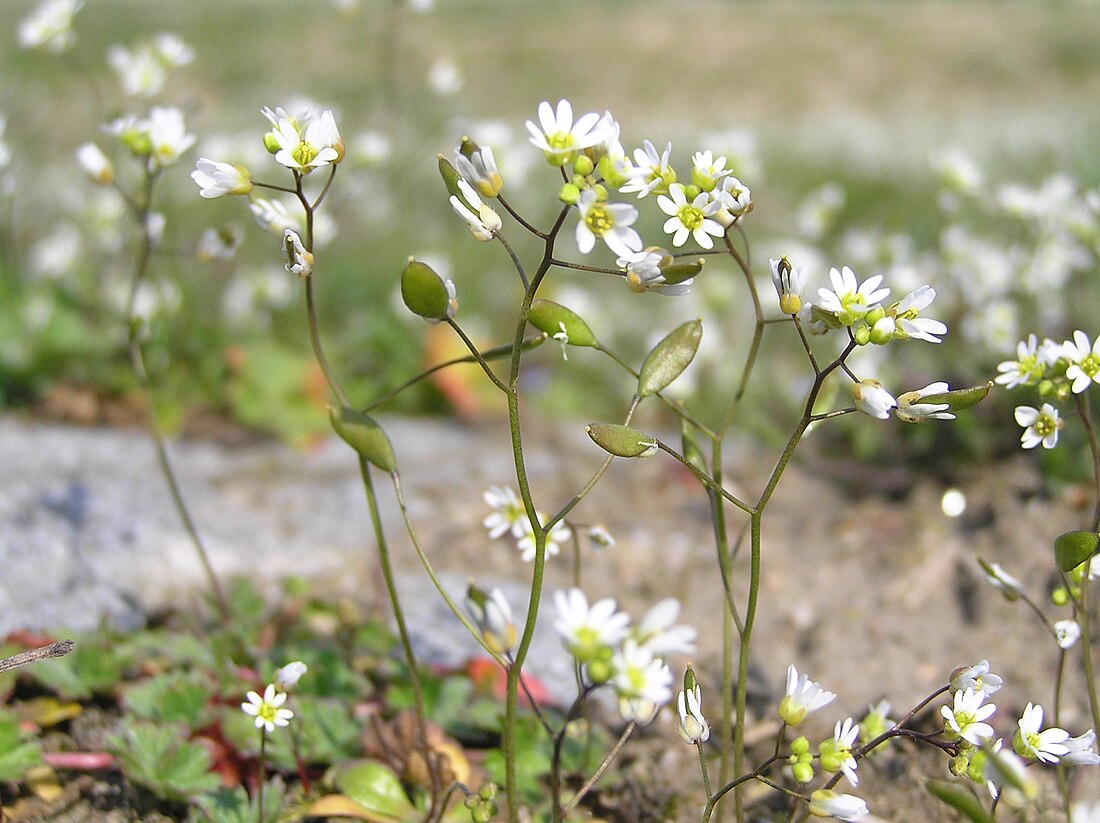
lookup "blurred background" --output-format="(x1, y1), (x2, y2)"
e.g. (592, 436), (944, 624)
(2, 0), (1099, 474)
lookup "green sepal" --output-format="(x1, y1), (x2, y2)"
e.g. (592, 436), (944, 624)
(1054, 530), (1099, 573)
(660, 259), (704, 285)
(585, 423), (657, 458)
(921, 381), (993, 412)
(528, 300), (597, 347)
(638, 319), (702, 397)
(925, 780), (993, 823)
(329, 407), (396, 472)
(400, 259), (451, 321)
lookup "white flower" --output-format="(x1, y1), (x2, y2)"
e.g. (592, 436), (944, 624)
(552, 588), (630, 662)
(690, 150), (730, 192)
(657, 183), (724, 249)
(1013, 702), (1069, 763)
(108, 44), (167, 97)
(274, 661), (307, 691)
(268, 108), (342, 173)
(587, 525), (615, 550)
(711, 175), (752, 225)
(1064, 330), (1100, 394)
(153, 33), (194, 67)
(941, 688), (996, 745)
(892, 285), (947, 343)
(618, 249), (692, 296)
(241, 684), (294, 732)
(147, 107), (195, 167)
(525, 99), (606, 167)
(816, 266), (890, 326)
(1062, 730), (1100, 765)
(995, 334), (1050, 388)
(1015, 403), (1062, 450)
(976, 560), (1022, 601)
(196, 226), (241, 263)
(620, 140), (676, 198)
(1055, 619), (1081, 649)
(453, 142), (503, 198)
(515, 516), (571, 562)
(820, 717), (860, 786)
(282, 229), (313, 277)
(950, 659), (1003, 694)
(19, 0), (83, 53)
(851, 379), (897, 420)
(146, 212), (166, 248)
(483, 486), (526, 539)
(611, 639), (673, 724)
(450, 179), (502, 241)
(983, 744), (1038, 807)
(808, 790), (869, 821)
(575, 190), (642, 258)
(770, 257), (808, 315)
(777, 664), (836, 726)
(250, 198), (300, 238)
(895, 382), (956, 423)
(191, 157), (252, 198)
(465, 585), (517, 656)
(632, 598), (696, 656)
(677, 683), (710, 743)
(427, 56), (463, 96)
(76, 142), (113, 185)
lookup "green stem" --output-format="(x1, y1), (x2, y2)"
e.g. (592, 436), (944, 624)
(655, 441), (753, 514)
(445, 318), (509, 393)
(562, 720), (636, 814)
(258, 731), (267, 823)
(731, 513), (761, 820)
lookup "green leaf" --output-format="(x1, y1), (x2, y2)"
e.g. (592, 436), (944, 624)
(330, 406), (397, 472)
(31, 639), (127, 700)
(335, 761), (417, 819)
(638, 318), (702, 397)
(585, 423), (658, 458)
(190, 779), (286, 823)
(107, 719), (219, 803)
(484, 716), (550, 804)
(1054, 530), (1099, 573)
(926, 779), (993, 823)
(123, 670), (214, 730)
(401, 259), (453, 321)
(527, 300), (598, 348)
(0, 713), (42, 782)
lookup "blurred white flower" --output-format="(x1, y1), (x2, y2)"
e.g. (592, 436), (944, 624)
(612, 639), (673, 724)
(108, 44), (167, 97)
(148, 107), (195, 167)
(633, 598), (696, 656)
(428, 57), (463, 96)
(250, 197), (300, 238)
(553, 587), (630, 662)
(950, 659), (1003, 694)
(274, 661), (307, 691)
(1055, 619), (1081, 650)
(76, 142), (113, 185)
(19, 0), (83, 54)
(191, 157), (252, 198)
(1013, 702), (1069, 763)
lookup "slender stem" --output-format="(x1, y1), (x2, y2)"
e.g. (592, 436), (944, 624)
(252, 181), (299, 194)
(0, 640), (74, 673)
(698, 741), (713, 800)
(445, 319), (509, 393)
(549, 258), (622, 276)
(360, 460), (440, 817)
(550, 687), (591, 822)
(497, 193), (547, 239)
(718, 233), (765, 438)
(655, 442), (753, 514)
(1075, 393), (1100, 531)
(496, 232), (529, 290)
(562, 721), (636, 813)
(1077, 567), (1100, 734)
(258, 731), (267, 823)
(310, 165), (338, 211)
(731, 513), (761, 820)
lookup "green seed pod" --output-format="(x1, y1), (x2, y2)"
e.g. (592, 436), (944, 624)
(437, 154), (464, 200)
(528, 300), (597, 347)
(919, 381), (993, 412)
(329, 406), (396, 472)
(401, 258), (454, 321)
(660, 258), (704, 285)
(585, 423), (658, 458)
(1054, 529), (1100, 573)
(682, 665), (697, 692)
(638, 318), (702, 397)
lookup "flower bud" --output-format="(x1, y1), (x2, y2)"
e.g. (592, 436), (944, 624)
(586, 658), (613, 684)
(792, 761), (815, 784)
(558, 182), (581, 204)
(76, 143), (114, 185)
(573, 155), (595, 176)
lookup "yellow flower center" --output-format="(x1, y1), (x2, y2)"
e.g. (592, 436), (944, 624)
(678, 205), (704, 231)
(585, 205), (613, 236)
(1034, 413), (1057, 437)
(292, 141), (319, 168)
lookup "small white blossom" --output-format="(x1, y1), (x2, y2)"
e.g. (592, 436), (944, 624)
(76, 142), (113, 185)
(620, 140), (675, 198)
(553, 588), (630, 662)
(657, 183), (724, 249)
(942, 688), (996, 745)
(453, 142), (503, 198)
(241, 684), (293, 732)
(632, 598), (696, 656)
(816, 266), (890, 326)
(892, 285), (947, 343)
(677, 683), (710, 744)
(778, 664), (836, 726)
(587, 525), (615, 550)
(895, 382), (956, 423)
(1015, 403), (1062, 450)
(711, 175), (752, 225)
(821, 717), (860, 786)
(147, 107), (195, 167)
(1062, 730), (1100, 765)
(282, 229), (313, 277)
(153, 33), (194, 67)
(196, 226), (241, 263)
(1064, 330), (1100, 394)
(808, 790), (869, 821)
(612, 639), (673, 724)
(852, 379), (897, 420)
(274, 661), (307, 691)
(267, 108), (342, 173)
(984, 744), (1038, 807)
(483, 485), (526, 540)
(690, 150), (730, 192)
(1013, 703), (1069, 763)
(575, 190), (642, 258)
(977, 561), (1022, 601)
(515, 515), (571, 562)
(250, 198), (300, 238)
(19, 0), (83, 53)
(525, 99), (606, 167)
(191, 157), (252, 198)
(770, 257), (808, 315)
(618, 249), (692, 296)
(465, 586), (517, 656)
(108, 44), (167, 97)
(1055, 619), (1081, 649)
(450, 179), (502, 241)
(996, 334), (1053, 388)
(950, 659), (1003, 694)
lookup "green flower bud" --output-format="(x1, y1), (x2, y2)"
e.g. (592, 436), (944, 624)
(790, 736), (810, 756)
(966, 750), (987, 783)
(865, 306), (887, 326)
(853, 322), (871, 346)
(598, 155), (629, 188)
(263, 131), (281, 154)
(819, 751), (843, 773)
(573, 155), (595, 176)
(592, 183), (609, 200)
(792, 760), (815, 784)
(948, 753), (970, 777)
(472, 807), (492, 823)
(684, 184), (702, 201)
(777, 696), (807, 727)
(478, 782), (497, 802)
(691, 167), (716, 192)
(558, 182), (581, 205)
(1052, 587), (1069, 606)
(586, 658), (613, 684)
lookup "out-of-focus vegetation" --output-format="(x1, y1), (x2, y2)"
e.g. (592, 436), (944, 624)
(1, 0), (1098, 459)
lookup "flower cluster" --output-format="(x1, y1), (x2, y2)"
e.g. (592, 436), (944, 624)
(482, 485), (571, 562)
(104, 107), (196, 169)
(240, 661), (307, 733)
(996, 329), (1100, 450)
(553, 588), (695, 724)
